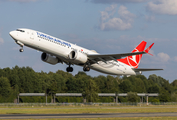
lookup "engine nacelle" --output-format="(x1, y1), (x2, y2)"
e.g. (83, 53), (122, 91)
(41, 53), (59, 65)
(68, 50), (87, 64)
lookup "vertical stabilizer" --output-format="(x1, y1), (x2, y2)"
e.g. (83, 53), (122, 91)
(118, 41), (147, 68)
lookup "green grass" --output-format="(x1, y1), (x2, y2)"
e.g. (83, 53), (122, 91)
(0, 105), (177, 120)
(5, 117), (177, 120)
(0, 105), (177, 114)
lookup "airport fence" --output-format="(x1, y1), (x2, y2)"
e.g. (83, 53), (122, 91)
(0, 102), (177, 107)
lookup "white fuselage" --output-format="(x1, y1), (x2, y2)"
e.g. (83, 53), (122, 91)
(9, 28), (137, 76)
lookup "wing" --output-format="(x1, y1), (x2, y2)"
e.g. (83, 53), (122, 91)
(87, 51), (146, 63)
(132, 68), (163, 72)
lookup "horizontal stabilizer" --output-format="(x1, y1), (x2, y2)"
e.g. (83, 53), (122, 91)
(132, 68), (163, 72)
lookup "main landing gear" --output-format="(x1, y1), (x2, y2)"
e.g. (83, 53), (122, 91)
(83, 62), (90, 72)
(66, 62), (91, 72)
(66, 64), (73, 72)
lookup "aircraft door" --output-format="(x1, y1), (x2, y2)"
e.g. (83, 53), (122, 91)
(30, 32), (34, 40)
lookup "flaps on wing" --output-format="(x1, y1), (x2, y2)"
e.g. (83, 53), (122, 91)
(88, 51), (146, 63)
(132, 68), (163, 72)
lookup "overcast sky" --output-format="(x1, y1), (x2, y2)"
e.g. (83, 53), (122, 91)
(0, 0), (177, 82)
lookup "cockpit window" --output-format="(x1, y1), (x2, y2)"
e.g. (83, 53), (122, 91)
(16, 29), (25, 32)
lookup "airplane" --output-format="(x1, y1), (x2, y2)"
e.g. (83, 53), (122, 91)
(9, 28), (163, 76)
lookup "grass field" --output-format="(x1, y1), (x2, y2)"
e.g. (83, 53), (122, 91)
(5, 117), (177, 120)
(0, 105), (177, 114)
(0, 105), (177, 120)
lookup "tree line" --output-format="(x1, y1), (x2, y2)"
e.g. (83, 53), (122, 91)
(0, 66), (177, 103)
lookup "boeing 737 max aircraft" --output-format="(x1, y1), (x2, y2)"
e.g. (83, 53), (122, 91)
(9, 28), (163, 76)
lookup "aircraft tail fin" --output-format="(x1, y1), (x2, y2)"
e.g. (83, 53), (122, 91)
(118, 41), (147, 68)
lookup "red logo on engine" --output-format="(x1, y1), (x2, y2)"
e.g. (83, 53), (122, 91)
(127, 49), (140, 68)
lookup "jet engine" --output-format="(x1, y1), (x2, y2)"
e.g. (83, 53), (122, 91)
(68, 50), (87, 64)
(41, 53), (59, 65)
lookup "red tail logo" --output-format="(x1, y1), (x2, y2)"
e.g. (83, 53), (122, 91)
(118, 41), (147, 68)
(127, 48), (141, 68)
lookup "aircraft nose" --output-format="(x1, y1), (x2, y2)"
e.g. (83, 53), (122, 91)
(9, 31), (15, 37)
(9, 31), (16, 40)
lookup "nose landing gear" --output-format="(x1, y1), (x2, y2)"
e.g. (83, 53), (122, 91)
(16, 41), (24, 52)
(19, 48), (24, 52)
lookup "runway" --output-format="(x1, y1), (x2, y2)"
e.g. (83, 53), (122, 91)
(0, 112), (177, 119)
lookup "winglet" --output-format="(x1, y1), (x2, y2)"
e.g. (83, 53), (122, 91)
(145, 43), (154, 56)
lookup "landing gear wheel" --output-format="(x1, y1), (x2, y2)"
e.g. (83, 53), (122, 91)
(66, 64), (73, 72)
(86, 67), (90, 71)
(66, 67), (73, 72)
(83, 62), (91, 72)
(83, 66), (90, 71)
(19, 48), (24, 52)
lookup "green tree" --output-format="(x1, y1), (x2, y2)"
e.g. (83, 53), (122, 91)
(127, 92), (139, 102)
(84, 79), (98, 102)
(147, 84), (160, 93)
(171, 92), (177, 102)
(148, 74), (166, 87)
(171, 80), (177, 87)
(67, 72), (88, 93)
(0, 77), (11, 97)
(151, 98), (160, 103)
(106, 76), (119, 93)
(94, 75), (107, 93)
(159, 91), (171, 102)
(131, 77), (146, 93)
(119, 80), (132, 93)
